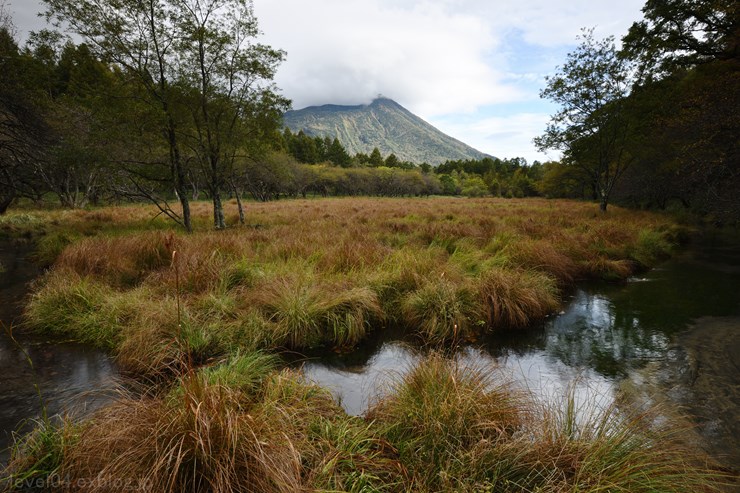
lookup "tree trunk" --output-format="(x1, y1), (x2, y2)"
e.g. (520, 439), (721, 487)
(232, 181), (245, 225)
(212, 189), (226, 229)
(599, 194), (609, 212)
(167, 119), (191, 233)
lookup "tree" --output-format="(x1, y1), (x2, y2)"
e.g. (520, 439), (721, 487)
(42, 0), (193, 229)
(326, 137), (351, 167)
(622, 0), (739, 81)
(384, 153), (400, 168)
(42, 0), (288, 230)
(535, 29), (635, 212)
(0, 16), (50, 213)
(31, 38), (118, 209)
(615, 0), (739, 222)
(174, 0), (288, 228)
(368, 147), (383, 167)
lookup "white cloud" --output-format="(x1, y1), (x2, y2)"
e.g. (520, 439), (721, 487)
(3, 0), (46, 38)
(454, 0), (644, 46)
(8, 0), (645, 162)
(253, 0), (522, 117)
(432, 112), (560, 163)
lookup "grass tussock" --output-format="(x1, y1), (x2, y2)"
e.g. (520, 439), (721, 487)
(4, 417), (79, 490)
(4, 353), (406, 493)
(478, 267), (560, 328)
(520, 388), (730, 493)
(401, 277), (479, 343)
(54, 231), (173, 287)
(24, 272), (122, 349)
(58, 378), (303, 492)
(367, 353), (525, 490)
(252, 276), (383, 349)
(364, 354), (729, 492)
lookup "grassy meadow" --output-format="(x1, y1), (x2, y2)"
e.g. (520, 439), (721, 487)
(3, 197), (730, 492)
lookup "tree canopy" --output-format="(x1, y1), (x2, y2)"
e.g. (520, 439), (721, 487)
(535, 30), (634, 211)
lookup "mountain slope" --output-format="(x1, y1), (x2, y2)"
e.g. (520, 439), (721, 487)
(283, 98), (489, 165)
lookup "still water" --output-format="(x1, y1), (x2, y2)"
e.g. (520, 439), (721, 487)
(302, 235), (740, 469)
(0, 240), (117, 467)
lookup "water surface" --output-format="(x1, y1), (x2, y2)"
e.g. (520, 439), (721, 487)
(0, 240), (117, 466)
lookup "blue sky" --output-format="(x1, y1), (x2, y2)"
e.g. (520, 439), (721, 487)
(6, 0), (646, 163)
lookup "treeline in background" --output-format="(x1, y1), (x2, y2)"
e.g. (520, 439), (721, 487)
(1, 0), (737, 226)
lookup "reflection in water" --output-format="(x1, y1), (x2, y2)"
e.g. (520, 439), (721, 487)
(0, 240), (118, 466)
(302, 343), (420, 416)
(302, 238), (740, 468)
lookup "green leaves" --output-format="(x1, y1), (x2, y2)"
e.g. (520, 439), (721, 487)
(622, 0), (739, 80)
(536, 29), (635, 211)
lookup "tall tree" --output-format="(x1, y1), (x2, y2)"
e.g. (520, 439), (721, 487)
(42, 0), (288, 230)
(0, 13), (49, 213)
(535, 29), (634, 212)
(616, 0), (739, 222)
(173, 0), (288, 229)
(42, 0), (194, 230)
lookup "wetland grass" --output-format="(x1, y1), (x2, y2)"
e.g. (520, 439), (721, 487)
(20, 197), (681, 357)
(6, 197), (723, 492)
(366, 353), (525, 490)
(4, 353), (728, 492)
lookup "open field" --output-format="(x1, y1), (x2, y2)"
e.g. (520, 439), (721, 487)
(5, 197), (729, 492)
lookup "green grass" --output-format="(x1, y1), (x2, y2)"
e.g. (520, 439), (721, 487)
(3, 416), (79, 490)
(401, 277), (479, 343)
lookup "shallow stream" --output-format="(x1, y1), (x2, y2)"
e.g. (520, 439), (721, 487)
(0, 240), (117, 467)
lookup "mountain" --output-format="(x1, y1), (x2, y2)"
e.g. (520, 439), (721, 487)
(282, 98), (489, 165)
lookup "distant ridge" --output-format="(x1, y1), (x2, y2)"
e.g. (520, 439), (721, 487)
(283, 98), (490, 165)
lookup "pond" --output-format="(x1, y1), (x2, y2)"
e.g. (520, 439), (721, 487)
(301, 234), (740, 469)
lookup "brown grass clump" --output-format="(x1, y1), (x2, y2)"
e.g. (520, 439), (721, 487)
(478, 267), (560, 328)
(58, 377), (303, 492)
(16, 357), (407, 493)
(367, 353), (525, 490)
(316, 234), (392, 273)
(364, 354), (730, 492)
(517, 389), (731, 493)
(55, 231), (174, 287)
(582, 257), (635, 280)
(252, 275), (383, 349)
(508, 239), (581, 285)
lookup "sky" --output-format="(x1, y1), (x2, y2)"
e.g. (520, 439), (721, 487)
(5, 0), (646, 163)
